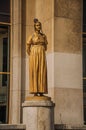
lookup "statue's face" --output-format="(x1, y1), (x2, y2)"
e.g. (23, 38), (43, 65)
(35, 22), (41, 31)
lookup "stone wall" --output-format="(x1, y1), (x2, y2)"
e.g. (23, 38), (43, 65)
(10, 0), (84, 126)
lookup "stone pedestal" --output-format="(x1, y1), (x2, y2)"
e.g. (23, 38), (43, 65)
(22, 96), (54, 130)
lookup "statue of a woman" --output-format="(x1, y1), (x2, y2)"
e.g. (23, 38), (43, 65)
(27, 19), (48, 96)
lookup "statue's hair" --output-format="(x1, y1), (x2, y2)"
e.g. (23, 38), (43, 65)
(34, 18), (41, 28)
(34, 18), (38, 23)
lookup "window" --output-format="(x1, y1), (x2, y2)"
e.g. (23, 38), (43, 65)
(0, 0), (10, 23)
(0, 0), (10, 124)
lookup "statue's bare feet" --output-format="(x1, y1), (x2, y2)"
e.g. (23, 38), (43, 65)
(34, 93), (38, 96)
(40, 93), (43, 96)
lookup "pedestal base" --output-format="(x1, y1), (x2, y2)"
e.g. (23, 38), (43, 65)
(22, 97), (54, 130)
(26, 95), (51, 101)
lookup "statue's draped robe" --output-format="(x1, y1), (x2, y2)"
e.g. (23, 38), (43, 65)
(27, 32), (48, 94)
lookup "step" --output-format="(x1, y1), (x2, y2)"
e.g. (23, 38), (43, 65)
(0, 124), (26, 130)
(55, 124), (86, 130)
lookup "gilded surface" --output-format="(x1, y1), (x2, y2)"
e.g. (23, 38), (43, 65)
(27, 19), (48, 96)
(26, 96), (51, 101)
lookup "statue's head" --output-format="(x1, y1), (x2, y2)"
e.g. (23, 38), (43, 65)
(34, 18), (42, 32)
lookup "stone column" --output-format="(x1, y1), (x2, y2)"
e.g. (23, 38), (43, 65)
(9, 0), (22, 123)
(54, 0), (83, 125)
(22, 98), (54, 130)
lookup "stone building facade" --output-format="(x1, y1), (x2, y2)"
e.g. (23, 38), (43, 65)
(0, 0), (85, 128)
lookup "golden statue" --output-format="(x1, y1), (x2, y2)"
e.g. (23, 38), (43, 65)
(27, 19), (48, 96)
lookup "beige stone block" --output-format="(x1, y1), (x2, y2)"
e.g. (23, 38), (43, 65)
(12, 57), (21, 91)
(22, 26), (27, 59)
(21, 57), (28, 102)
(25, 57), (29, 95)
(46, 53), (54, 88)
(47, 87), (54, 101)
(54, 0), (82, 21)
(26, 25), (34, 41)
(69, 0), (82, 20)
(54, 52), (82, 89)
(22, 25), (33, 57)
(26, 0), (36, 26)
(54, 88), (83, 125)
(43, 19), (53, 52)
(54, 18), (82, 53)
(22, 0), (26, 26)
(68, 32), (82, 53)
(54, 0), (69, 18)
(26, 0), (53, 25)
(12, 0), (22, 24)
(70, 19), (82, 33)
(10, 90), (21, 123)
(12, 24), (22, 57)
(21, 42), (26, 59)
(36, 0), (53, 23)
